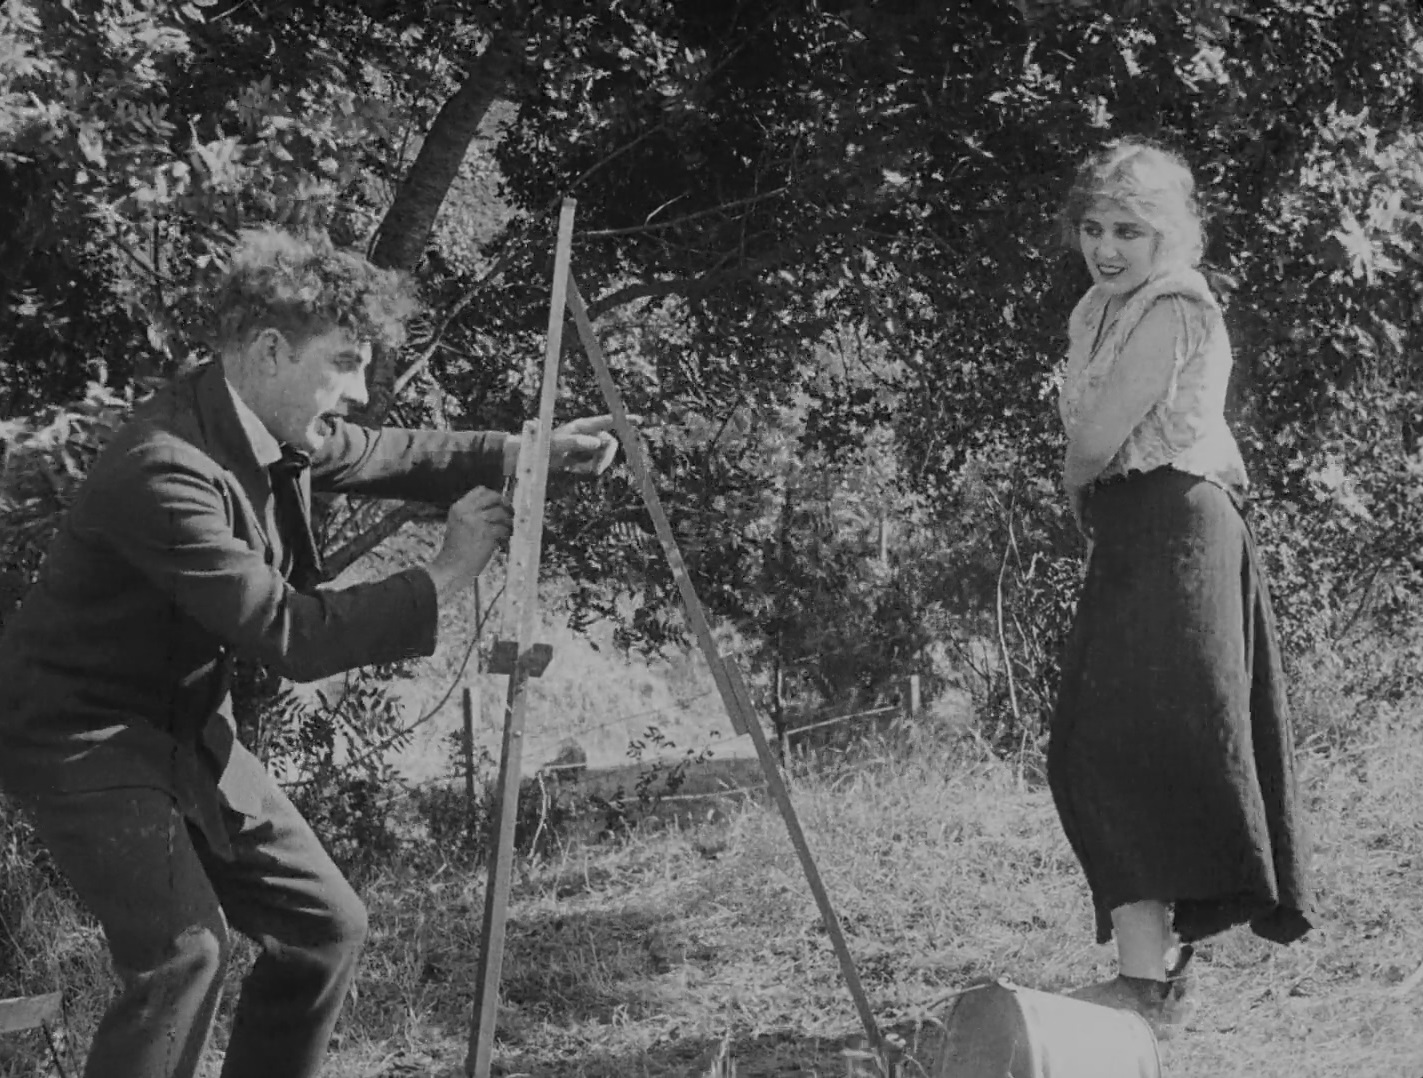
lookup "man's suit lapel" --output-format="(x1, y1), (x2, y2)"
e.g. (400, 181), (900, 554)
(188, 362), (279, 562)
(181, 364), (283, 821)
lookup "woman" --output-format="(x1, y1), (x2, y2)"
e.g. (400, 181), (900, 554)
(1048, 138), (1314, 1036)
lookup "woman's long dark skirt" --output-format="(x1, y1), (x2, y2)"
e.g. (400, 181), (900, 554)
(1048, 468), (1314, 946)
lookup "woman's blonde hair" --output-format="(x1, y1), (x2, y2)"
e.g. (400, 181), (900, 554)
(1060, 138), (1205, 272)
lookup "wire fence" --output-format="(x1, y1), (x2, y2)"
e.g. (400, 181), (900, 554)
(517, 687), (722, 749)
(510, 694), (917, 797)
(393, 682), (921, 815)
(279, 612), (921, 801)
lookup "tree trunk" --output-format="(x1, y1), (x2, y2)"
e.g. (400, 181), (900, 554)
(371, 26), (523, 275)
(324, 26), (523, 569)
(362, 24), (524, 421)
(324, 501), (438, 580)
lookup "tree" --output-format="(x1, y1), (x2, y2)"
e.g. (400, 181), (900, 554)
(4, 0), (1421, 725)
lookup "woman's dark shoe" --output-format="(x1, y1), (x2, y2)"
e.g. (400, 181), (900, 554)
(1167, 942), (1195, 981)
(1068, 948), (1195, 1040)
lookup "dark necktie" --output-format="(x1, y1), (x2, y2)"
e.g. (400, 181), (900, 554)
(268, 446), (324, 592)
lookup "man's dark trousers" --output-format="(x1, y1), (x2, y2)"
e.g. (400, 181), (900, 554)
(21, 769), (365, 1078)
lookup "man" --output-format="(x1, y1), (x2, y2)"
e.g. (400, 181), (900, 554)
(0, 229), (619, 1078)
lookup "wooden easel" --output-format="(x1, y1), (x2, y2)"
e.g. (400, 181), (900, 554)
(465, 200), (884, 1077)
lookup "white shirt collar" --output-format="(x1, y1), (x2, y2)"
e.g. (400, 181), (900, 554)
(224, 378), (283, 469)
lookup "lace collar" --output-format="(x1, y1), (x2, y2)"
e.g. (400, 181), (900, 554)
(1069, 267), (1218, 365)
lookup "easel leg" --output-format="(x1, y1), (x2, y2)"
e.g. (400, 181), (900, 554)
(465, 200), (578, 1078)
(465, 663), (533, 1077)
(566, 277), (885, 1056)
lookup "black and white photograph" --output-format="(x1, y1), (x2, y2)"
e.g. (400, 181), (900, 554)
(0, 2), (1417, 1075)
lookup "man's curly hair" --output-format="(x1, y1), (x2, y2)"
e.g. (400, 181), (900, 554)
(205, 228), (419, 351)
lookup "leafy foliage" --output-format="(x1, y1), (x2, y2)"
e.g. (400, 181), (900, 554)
(1234, 111), (1423, 656)
(590, 723), (715, 834)
(243, 669), (413, 877)
(3, 0), (1422, 769)
(0, 379), (136, 621)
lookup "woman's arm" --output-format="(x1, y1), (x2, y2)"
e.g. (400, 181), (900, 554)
(1063, 298), (1185, 492)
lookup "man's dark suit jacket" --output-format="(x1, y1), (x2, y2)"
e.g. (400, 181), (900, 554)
(0, 361), (506, 854)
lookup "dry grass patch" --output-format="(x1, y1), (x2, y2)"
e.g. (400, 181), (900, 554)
(325, 710), (1423, 1077)
(5, 704), (1422, 1076)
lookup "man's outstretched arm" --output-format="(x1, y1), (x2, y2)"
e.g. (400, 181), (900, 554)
(82, 448), (510, 683)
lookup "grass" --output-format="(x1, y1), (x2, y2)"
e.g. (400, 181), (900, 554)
(4, 640), (1423, 1077)
(309, 700), (1423, 1078)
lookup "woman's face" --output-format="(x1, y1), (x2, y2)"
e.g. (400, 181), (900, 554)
(1078, 198), (1159, 295)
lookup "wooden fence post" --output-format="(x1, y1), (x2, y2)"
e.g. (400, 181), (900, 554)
(462, 686), (477, 806)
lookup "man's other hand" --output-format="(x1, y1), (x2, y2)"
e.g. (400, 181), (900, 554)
(427, 488), (514, 602)
(503, 415), (640, 479)
(553, 414), (633, 476)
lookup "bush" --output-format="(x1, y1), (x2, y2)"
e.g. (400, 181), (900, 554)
(411, 730), (591, 868)
(1288, 627), (1423, 755)
(239, 667), (411, 881)
(0, 382), (136, 607)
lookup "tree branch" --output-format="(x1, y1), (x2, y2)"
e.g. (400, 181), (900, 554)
(323, 501), (441, 580)
(391, 243), (526, 398)
(380, 24), (766, 412)
(577, 186), (792, 239)
(356, 25), (524, 425)
(369, 26), (524, 274)
(392, 236), (781, 404)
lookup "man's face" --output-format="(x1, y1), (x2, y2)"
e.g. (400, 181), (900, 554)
(261, 325), (371, 452)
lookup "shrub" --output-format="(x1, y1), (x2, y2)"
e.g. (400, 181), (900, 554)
(240, 667), (411, 881)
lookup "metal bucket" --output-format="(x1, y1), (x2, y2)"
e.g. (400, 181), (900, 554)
(931, 980), (1162, 1078)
